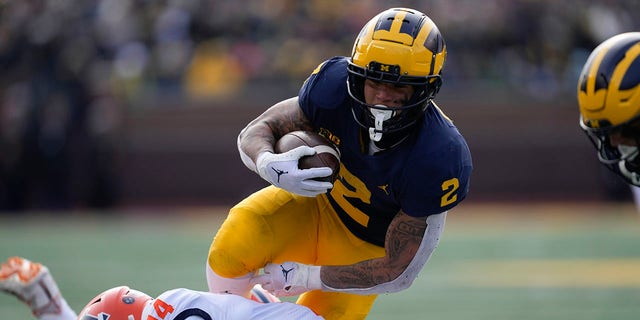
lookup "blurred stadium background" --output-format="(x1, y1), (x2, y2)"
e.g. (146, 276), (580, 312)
(2, 0), (640, 210)
(2, 0), (640, 318)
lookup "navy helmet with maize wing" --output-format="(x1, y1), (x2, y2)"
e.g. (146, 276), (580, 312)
(577, 32), (640, 185)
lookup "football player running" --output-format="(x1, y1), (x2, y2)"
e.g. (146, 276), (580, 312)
(577, 32), (640, 187)
(0, 256), (322, 320)
(206, 7), (472, 320)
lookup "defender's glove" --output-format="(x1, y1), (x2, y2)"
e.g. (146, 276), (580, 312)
(256, 147), (333, 197)
(253, 262), (322, 297)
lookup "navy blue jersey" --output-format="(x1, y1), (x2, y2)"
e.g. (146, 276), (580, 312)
(299, 57), (472, 246)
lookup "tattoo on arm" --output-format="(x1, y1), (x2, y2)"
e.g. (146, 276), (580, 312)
(268, 103), (315, 138)
(238, 97), (314, 162)
(321, 211), (427, 289)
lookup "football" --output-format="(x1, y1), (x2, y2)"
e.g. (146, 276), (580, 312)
(274, 130), (340, 183)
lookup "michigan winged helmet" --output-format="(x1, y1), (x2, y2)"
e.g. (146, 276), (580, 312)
(577, 32), (640, 185)
(347, 7), (446, 144)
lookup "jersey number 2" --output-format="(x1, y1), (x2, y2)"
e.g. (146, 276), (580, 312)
(440, 178), (459, 207)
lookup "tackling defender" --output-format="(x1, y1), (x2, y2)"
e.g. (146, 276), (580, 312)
(577, 32), (640, 188)
(206, 7), (472, 319)
(0, 256), (322, 320)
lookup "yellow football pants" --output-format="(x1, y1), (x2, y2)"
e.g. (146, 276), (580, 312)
(208, 185), (386, 319)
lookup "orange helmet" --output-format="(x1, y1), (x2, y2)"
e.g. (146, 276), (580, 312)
(77, 286), (152, 320)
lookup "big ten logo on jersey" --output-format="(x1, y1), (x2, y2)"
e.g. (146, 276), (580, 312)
(147, 299), (174, 320)
(318, 127), (340, 147)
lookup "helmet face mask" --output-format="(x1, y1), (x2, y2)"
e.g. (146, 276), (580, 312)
(347, 7), (446, 145)
(582, 123), (640, 186)
(581, 116), (640, 163)
(582, 126), (624, 165)
(347, 64), (441, 134)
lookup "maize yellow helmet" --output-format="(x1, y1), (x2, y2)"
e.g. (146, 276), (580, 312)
(578, 32), (640, 131)
(577, 32), (640, 185)
(347, 8), (446, 142)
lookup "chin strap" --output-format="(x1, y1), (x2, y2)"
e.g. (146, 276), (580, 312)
(368, 105), (394, 142)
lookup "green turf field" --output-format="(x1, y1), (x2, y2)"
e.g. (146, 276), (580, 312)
(2, 202), (640, 319)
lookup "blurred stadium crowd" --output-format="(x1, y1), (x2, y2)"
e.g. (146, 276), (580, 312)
(1, 0), (639, 211)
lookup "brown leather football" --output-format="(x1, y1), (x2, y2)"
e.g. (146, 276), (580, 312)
(274, 131), (340, 183)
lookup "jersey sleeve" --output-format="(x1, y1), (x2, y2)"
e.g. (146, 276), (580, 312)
(399, 129), (473, 217)
(298, 56), (350, 124)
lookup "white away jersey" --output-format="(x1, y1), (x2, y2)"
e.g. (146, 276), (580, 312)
(141, 288), (323, 320)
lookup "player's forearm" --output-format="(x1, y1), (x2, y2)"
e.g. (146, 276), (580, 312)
(319, 212), (443, 295)
(238, 122), (277, 164)
(317, 257), (418, 295)
(238, 96), (314, 166)
(319, 233), (418, 290)
(320, 258), (401, 289)
(256, 211), (443, 296)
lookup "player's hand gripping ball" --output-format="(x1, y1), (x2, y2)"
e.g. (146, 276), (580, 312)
(275, 131), (340, 183)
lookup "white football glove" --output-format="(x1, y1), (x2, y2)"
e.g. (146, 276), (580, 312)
(252, 262), (322, 297)
(256, 146), (333, 197)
